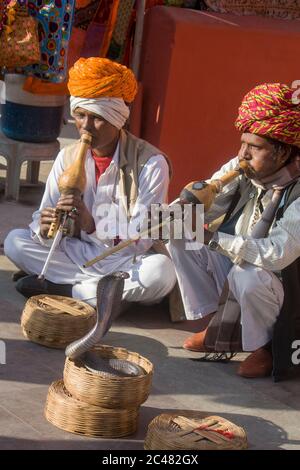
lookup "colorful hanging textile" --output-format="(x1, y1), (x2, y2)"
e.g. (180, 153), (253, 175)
(75, 0), (93, 7)
(22, 0), (119, 94)
(66, 0), (102, 70)
(22, 0), (102, 95)
(23, 75), (68, 94)
(106, 0), (135, 63)
(146, 0), (164, 7)
(73, 0), (101, 30)
(204, 1), (300, 20)
(23, 0), (76, 83)
(80, 0), (119, 58)
(0, 0), (11, 35)
(164, 0), (184, 5)
(98, 0), (119, 56)
(0, 2), (41, 69)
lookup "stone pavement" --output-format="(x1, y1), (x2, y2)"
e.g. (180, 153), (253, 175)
(0, 120), (299, 450)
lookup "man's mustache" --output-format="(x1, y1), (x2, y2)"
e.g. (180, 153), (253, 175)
(239, 159), (257, 175)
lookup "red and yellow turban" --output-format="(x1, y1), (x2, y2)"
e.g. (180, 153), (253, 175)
(68, 57), (137, 102)
(235, 83), (300, 147)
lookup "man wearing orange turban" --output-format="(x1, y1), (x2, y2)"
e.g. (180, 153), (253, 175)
(169, 83), (300, 380)
(5, 58), (176, 311)
(68, 57), (138, 130)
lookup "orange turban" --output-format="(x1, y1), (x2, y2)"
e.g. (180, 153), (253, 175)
(68, 57), (138, 103)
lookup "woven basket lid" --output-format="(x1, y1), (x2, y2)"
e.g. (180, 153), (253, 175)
(21, 294), (96, 349)
(144, 413), (248, 450)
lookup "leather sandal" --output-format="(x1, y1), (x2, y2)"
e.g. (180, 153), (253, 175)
(237, 347), (273, 378)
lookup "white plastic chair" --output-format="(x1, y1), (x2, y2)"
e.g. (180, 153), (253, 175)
(0, 130), (59, 200)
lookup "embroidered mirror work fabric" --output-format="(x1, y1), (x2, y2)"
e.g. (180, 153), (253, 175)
(24, 0), (76, 82)
(0, 0), (10, 35)
(205, 1), (300, 20)
(67, 0), (119, 69)
(106, 0), (135, 63)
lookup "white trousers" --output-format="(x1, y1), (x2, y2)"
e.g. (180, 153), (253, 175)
(168, 239), (284, 351)
(4, 229), (177, 308)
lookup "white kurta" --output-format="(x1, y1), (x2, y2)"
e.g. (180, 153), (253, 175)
(5, 143), (177, 305)
(30, 143), (170, 273)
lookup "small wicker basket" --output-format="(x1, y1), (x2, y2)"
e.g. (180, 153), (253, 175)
(45, 380), (139, 438)
(64, 345), (153, 409)
(21, 295), (96, 349)
(144, 413), (248, 450)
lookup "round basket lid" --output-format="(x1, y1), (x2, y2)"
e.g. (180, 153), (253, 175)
(144, 413), (248, 450)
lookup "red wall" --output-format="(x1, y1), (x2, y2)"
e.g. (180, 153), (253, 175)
(139, 6), (300, 200)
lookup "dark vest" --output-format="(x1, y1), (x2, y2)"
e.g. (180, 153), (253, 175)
(219, 176), (300, 380)
(273, 180), (300, 381)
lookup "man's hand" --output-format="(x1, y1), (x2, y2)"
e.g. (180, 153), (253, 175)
(56, 194), (96, 234)
(39, 207), (58, 238)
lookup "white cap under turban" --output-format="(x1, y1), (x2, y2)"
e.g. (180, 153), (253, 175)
(70, 96), (130, 130)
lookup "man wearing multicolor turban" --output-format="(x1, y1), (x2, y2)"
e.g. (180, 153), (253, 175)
(169, 83), (300, 380)
(5, 57), (176, 309)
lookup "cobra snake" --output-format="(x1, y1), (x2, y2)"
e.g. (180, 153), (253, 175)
(65, 271), (145, 377)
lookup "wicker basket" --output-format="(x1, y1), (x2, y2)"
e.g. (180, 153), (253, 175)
(144, 413), (248, 450)
(64, 345), (153, 409)
(45, 380), (139, 438)
(21, 295), (96, 349)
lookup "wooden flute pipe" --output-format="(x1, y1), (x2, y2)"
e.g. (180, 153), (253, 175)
(179, 160), (248, 211)
(47, 133), (92, 238)
(83, 161), (248, 268)
(83, 216), (173, 268)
